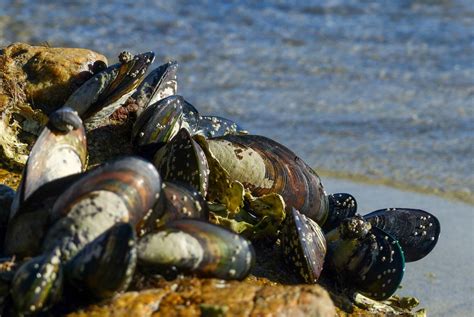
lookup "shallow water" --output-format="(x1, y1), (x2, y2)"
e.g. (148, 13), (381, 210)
(1, 0), (473, 199)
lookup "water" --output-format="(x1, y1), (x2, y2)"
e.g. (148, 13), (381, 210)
(1, 0), (473, 199)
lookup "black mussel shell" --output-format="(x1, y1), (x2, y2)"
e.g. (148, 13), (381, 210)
(153, 128), (209, 197)
(323, 193), (357, 232)
(137, 219), (255, 280)
(364, 208), (440, 262)
(280, 208), (326, 283)
(141, 181), (209, 234)
(205, 135), (327, 224)
(67, 51), (155, 123)
(326, 218), (405, 301)
(131, 60), (178, 112)
(197, 115), (247, 138)
(4, 174), (82, 258)
(0, 185), (15, 254)
(65, 223), (137, 299)
(42, 156), (161, 261)
(11, 248), (63, 314)
(132, 95), (188, 156)
(48, 107), (83, 132)
(0, 256), (18, 297)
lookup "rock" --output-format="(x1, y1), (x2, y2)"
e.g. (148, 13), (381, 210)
(0, 42), (107, 169)
(66, 277), (336, 317)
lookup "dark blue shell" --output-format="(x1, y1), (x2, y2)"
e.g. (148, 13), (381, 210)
(364, 208), (440, 262)
(323, 193), (357, 232)
(351, 227), (405, 300)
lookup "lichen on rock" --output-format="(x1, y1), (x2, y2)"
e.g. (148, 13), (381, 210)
(0, 42), (107, 169)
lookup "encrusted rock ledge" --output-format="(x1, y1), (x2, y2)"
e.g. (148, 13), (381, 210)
(67, 277), (336, 317)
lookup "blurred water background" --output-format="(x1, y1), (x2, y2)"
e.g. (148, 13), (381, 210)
(1, 0), (473, 202)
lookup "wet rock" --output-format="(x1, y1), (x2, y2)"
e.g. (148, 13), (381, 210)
(67, 277), (336, 317)
(0, 42), (107, 169)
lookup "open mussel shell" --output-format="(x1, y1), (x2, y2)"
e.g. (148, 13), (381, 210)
(63, 51), (155, 128)
(131, 60), (178, 113)
(141, 181), (209, 234)
(364, 208), (440, 262)
(326, 217), (405, 301)
(65, 222), (137, 299)
(137, 219), (255, 280)
(196, 115), (247, 138)
(323, 193), (357, 232)
(280, 208), (326, 283)
(204, 135), (327, 224)
(153, 128), (209, 197)
(42, 156), (161, 260)
(132, 95), (188, 156)
(11, 248), (63, 315)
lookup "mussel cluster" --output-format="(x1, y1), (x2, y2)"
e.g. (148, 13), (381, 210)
(0, 51), (441, 315)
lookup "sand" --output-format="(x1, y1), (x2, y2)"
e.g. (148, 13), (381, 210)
(323, 178), (474, 317)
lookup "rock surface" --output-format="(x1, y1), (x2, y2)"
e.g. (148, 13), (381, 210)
(67, 277), (336, 317)
(0, 42), (107, 168)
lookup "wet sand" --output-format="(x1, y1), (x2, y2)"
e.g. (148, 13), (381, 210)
(324, 178), (474, 317)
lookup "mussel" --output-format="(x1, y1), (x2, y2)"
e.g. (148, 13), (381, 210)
(325, 217), (405, 300)
(42, 156), (161, 261)
(129, 60), (178, 114)
(200, 134), (355, 229)
(280, 208), (326, 283)
(141, 181), (209, 234)
(363, 208), (440, 262)
(51, 51), (155, 130)
(5, 113), (87, 257)
(137, 219), (255, 280)
(11, 248), (63, 315)
(153, 128), (209, 197)
(65, 222), (137, 299)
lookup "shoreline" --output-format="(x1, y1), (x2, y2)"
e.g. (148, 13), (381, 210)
(2, 166), (473, 206)
(317, 168), (474, 206)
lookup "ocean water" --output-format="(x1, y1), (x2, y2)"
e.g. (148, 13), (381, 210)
(1, 0), (473, 199)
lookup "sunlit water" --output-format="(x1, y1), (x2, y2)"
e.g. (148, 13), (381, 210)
(1, 0), (473, 198)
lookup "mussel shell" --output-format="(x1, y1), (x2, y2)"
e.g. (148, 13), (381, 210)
(205, 135), (327, 224)
(0, 256), (17, 297)
(323, 193), (357, 232)
(364, 208), (440, 262)
(65, 51), (155, 125)
(132, 95), (187, 156)
(280, 208), (326, 283)
(132, 60), (178, 112)
(51, 156), (161, 224)
(197, 115), (247, 138)
(65, 222), (137, 299)
(153, 128), (209, 197)
(142, 181), (209, 233)
(137, 219), (255, 280)
(10, 121), (87, 219)
(326, 221), (405, 301)
(11, 248), (63, 314)
(42, 156), (161, 260)
(0, 185), (15, 254)
(4, 173), (83, 258)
